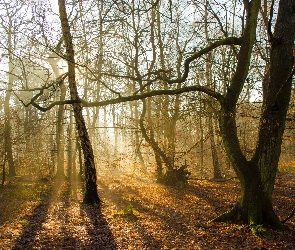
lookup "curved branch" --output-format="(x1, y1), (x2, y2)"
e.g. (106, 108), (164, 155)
(81, 85), (224, 107)
(30, 99), (78, 112)
(167, 37), (242, 84)
(15, 73), (68, 111)
(24, 84), (225, 112)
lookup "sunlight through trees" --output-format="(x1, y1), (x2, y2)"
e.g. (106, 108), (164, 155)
(0, 0), (295, 242)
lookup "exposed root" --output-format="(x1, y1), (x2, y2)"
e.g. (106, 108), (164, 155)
(281, 206), (295, 224)
(210, 204), (241, 222)
(210, 202), (285, 231)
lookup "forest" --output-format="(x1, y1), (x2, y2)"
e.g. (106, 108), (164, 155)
(0, 0), (295, 249)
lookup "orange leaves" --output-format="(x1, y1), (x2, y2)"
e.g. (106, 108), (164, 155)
(1, 176), (295, 249)
(98, 177), (295, 249)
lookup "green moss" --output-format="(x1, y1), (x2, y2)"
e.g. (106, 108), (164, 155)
(250, 224), (271, 238)
(20, 219), (30, 228)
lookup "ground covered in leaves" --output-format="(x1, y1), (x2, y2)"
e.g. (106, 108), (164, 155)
(0, 173), (294, 249)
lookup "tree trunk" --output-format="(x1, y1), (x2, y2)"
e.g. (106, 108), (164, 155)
(58, 0), (100, 204)
(2, 152), (7, 185)
(213, 0), (295, 229)
(47, 52), (65, 178)
(4, 109), (15, 177)
(77, 138), (83, 178)
(55, 84), (66, 178)
(133, 102), (146, 170)
(3, 17), (16, 177)
(213, 162), (282, 228)
(139, 100), (172, 173)
(67, 109), (73, 179)
(208, 115), (223, 180)
(135, 130), (146, 170)
(198, 102), (204, 178)
(4, 61), (16, 177)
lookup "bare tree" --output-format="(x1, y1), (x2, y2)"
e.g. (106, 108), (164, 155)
(58, 0), (100, 204)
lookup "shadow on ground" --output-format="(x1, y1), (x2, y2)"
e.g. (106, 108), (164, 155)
(11, 178), (117, 250)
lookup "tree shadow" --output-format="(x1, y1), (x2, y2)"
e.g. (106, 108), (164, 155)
(183, 179), (241, 213)
(80, 203), (117, 250)
(97, 179), (195, 249)
(11, 179), (60, 250)
(97, 180), (164, 248)
(11, 178), (117, 249)
(70, 178), (117, 250)
(273, 174), (295, 222)
(54, 180), (85, 249)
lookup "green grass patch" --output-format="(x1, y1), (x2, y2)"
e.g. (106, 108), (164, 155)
(0, 181), (52, 225)
(113, 204), (139, 219)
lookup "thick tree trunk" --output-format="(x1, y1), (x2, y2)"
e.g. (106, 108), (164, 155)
(74, 106), (100, 204)
(213, 0), (295, 229)
(239, 169), (282, 227)
(215, 101), (284, 228)
(58, 0), (100, 204)
(213, 163), (282, 228)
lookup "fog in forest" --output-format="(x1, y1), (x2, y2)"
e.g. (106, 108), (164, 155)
(1, 0), (295, 248)
(1, 1), (294, 182)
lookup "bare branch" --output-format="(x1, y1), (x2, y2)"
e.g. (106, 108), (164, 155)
(27, 84), (224, 112)
(268, 0), (275, 41)
(166, 37), (242, 84)
(16, 73), (68, 108)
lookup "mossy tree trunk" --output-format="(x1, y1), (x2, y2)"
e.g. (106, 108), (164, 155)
(212, 0), (295, 228)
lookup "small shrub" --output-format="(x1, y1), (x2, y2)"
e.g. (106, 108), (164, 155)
(114, 204), (138, 219)
(158, 164), (191, 186)
(122, 204), (135, 215)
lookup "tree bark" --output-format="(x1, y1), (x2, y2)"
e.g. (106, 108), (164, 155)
(208, 114), (223, 180)
(47, 54), (65, 178)
(133, 102), (146, 170)
(58, 0), (100, 204)
(213, 0), (295, 229)
(4, 106), (15, 177)
(2, 152), (7, 185)
(67, 109), (73, 179)
(4, 59), (16, 177)
(55, 84), (66, 178)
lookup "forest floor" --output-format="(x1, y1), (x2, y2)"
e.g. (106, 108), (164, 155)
(0, 172), (294, 250)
